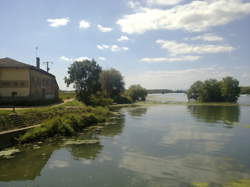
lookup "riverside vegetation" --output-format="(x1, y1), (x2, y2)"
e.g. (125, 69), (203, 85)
(0, 60), (247, 149)
(0, 59), (147, 147)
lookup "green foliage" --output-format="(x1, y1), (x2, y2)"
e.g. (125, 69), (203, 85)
(64, 60), (102, 104)
(240, 86), (250, 94)
(187, 77), (240, 103)
(126, 84), (148, 102)
(89, 93), (113, 106)
(59, 90), (75, 100)
(187, 81), (204, 101)
(18, 107), (110, 143)
(200, 79), (222, 102)
(113, 95), (132, 104)
(0, 99), (106, 132)
(220, 77), (240, 102)
(99, 69), (125, 99)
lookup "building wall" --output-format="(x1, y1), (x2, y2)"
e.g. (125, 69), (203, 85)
(29, 69), (58, 100)
(0, 68), (30, 97)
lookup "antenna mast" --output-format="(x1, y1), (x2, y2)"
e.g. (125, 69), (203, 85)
(43, 61), (53, 72)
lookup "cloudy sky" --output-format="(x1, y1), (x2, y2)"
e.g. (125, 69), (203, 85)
(1, 0), (250, 90)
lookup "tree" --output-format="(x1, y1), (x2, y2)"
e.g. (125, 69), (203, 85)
(187, 81), (204, 101)
(200, 79), (221, 102)
(64, 59), (102, 104)
(99, 68), (125, 100)
(187, 77), (240, 103)
(220, 76), (240, 102)
(126, 84), (147, 102)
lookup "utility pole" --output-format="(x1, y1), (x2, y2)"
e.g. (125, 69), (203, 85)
(43, 61), (53, 72)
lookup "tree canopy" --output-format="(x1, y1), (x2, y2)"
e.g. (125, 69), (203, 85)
(126, 84), (147, 102)
(64, 59), (102, 104)
(99, 68), (125, 100)
(187, 76), (240, 103)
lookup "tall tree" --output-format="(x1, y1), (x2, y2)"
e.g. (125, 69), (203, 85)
(64, 59), (102, 104)
(187, 81), (204, 101)
(201, 79), (221, 102)
(220, 76), (240, 102)
(99, 68), (125, 99)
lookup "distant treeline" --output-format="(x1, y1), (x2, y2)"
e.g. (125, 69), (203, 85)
(240, 86), (250, 94)
(147, 89), (186, 94)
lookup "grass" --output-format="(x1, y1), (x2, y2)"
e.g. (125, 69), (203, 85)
(59, 90), (75, 100)
(18, 109), (109, 143)
(0, 99), (101, 132)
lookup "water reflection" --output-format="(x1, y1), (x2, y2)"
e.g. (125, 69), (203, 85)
(120, 152), (250, 186)
(187, 105), (240, 124)
(69, 143), (103, 160)
(0, 113), (126, 183)
(0, 143), (57, 181)
(100, 115), (125, 137)
(127, 107), (148, 117)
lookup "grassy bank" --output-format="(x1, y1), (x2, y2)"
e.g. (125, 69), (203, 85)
(0, 100), (107, 132)
(59, 90), (75, 100)
(18, 107), (110, 143)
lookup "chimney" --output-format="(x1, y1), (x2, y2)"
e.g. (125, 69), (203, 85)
(36, 57), (40, 69)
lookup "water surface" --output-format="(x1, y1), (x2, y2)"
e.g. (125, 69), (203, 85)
(0, 103), (250, 186)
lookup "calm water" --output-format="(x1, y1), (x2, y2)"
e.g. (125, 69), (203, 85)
(0, 100), (250, 186)
(147, 93), (250, 105)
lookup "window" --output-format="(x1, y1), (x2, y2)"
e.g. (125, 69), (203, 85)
(13, 82), (18, 87)
(11, 92), (17, 97)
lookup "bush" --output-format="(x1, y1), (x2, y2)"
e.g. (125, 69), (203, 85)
(113, 95), (132, 104)
(18, 107), (110, 143)
(89, 94), (113, 106)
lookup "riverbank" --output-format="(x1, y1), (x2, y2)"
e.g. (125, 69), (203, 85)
(0, 99), (116, 149)
(1, 97), (250, 150)
(1, 99), (248, 132)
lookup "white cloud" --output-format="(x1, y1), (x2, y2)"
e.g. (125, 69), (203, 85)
(79, 20), (90, 29)
(141, 55), (201, 63)
(60, 56), (91, 62)
(156, 40), (235, 55)
(125, 66), (232, 89)
(187, 33), (224, 42)
(97, 44), (129, 52)
(117, 35), (129, 42)
(47, 17), (70, 27)
(128, 1), (141, 9)
(117, 0), (250, 34)
(49, 160), (69, 169)
(98, 57), (107, 61)
(146, 0), (183, 6)
(97, 24), (112, 32)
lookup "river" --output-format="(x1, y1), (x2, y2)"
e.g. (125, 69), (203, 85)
(0, 94), (250, 186)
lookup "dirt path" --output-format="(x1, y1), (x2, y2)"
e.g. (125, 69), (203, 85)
(0, 98), (74, 111)
(0, 124), (41, 135)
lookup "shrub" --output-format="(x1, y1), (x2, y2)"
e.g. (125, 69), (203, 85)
(18, 107), (110, 143)
(89, 94), (113, 106)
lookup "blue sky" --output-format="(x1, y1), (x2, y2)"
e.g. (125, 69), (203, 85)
(1, 0), (250, 90)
